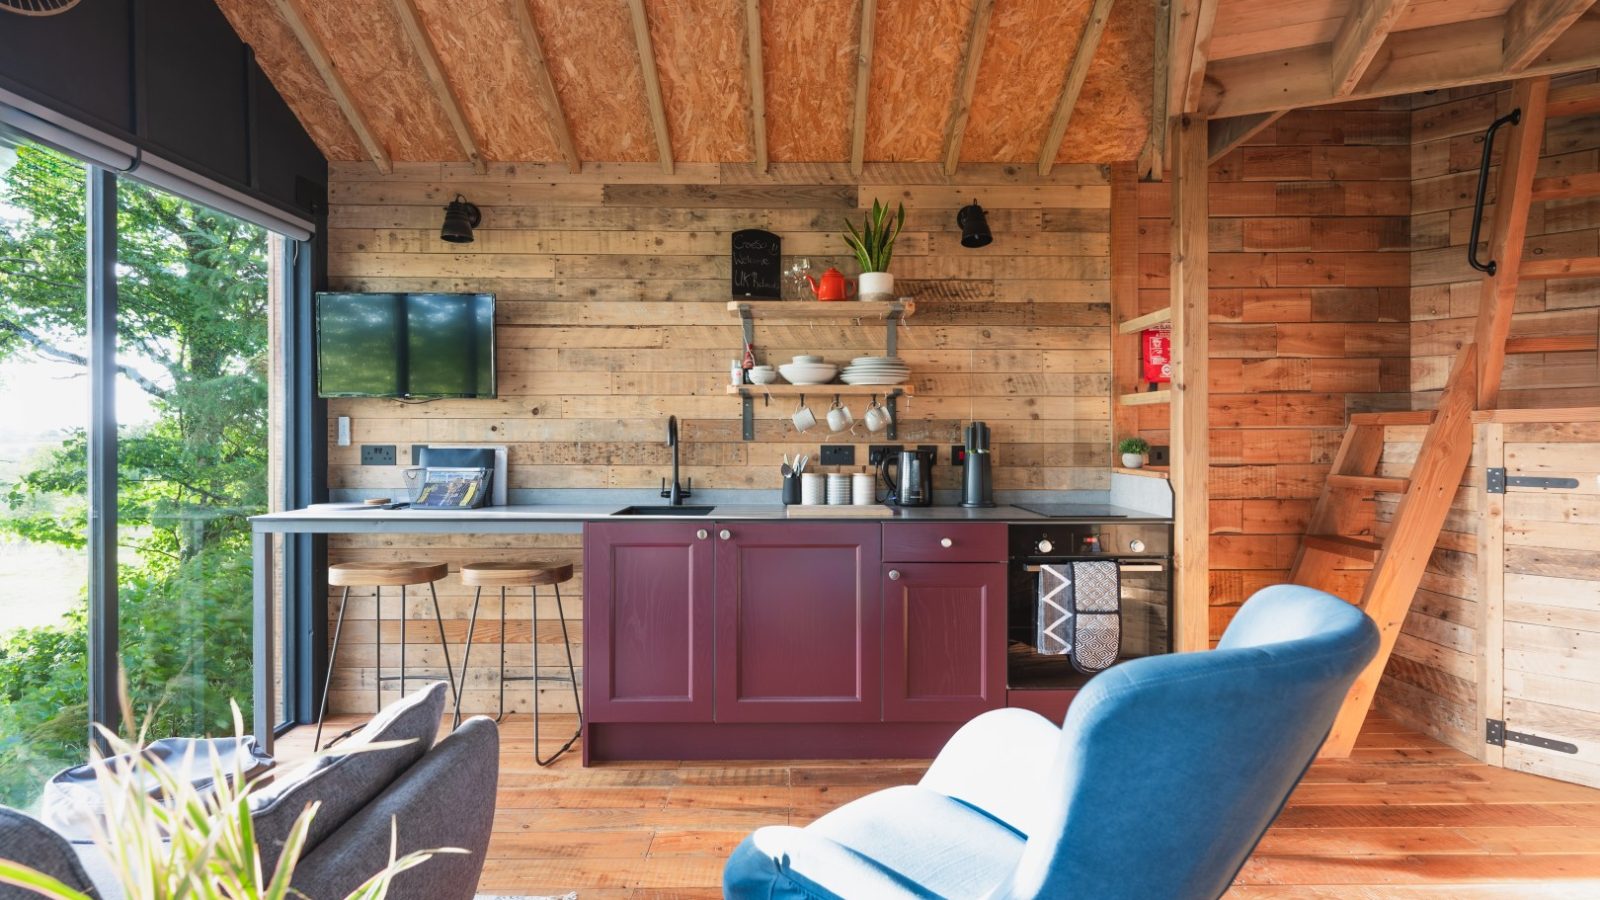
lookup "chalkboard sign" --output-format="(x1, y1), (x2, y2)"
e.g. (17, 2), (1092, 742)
(731, 229), (782, 299)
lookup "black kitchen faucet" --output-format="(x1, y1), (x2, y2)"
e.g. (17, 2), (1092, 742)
(661, 414), (693, 505)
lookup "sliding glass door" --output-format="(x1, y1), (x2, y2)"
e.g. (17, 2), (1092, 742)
(0, 134), (284, 808)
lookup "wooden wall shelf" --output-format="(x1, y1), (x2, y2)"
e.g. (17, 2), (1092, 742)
(728, 384), (911, 398)
(1114, 466), (1169, 479)
(727, 299), (915, 321)
(1116, 306), (1171, 334)
(1118, 389), (1171, 406)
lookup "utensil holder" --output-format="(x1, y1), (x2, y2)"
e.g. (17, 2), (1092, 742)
(782, 474), (801, 505)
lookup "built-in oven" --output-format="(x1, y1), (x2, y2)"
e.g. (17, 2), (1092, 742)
(1007, 521), (1173, 691)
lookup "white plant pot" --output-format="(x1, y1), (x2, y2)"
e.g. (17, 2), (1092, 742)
(1121, 453), (1144, 469)
(859, 271), (894, 303)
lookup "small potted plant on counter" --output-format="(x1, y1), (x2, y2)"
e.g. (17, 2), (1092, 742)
(1119, 436), (1150, 469)
(843, 198), (906, 303)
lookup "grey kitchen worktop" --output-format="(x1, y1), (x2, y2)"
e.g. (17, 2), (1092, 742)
(250, 502), (1171, 533)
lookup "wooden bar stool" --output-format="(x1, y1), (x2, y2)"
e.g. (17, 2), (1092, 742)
(316, 561), (458, 751)
(455, 560), (581, 765)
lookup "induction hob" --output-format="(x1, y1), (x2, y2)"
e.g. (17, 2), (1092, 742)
(1012, 503), (1128, 519)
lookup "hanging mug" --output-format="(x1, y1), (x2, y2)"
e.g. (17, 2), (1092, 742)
(863, 395), (893, 433)
(791, 397), (817, 433)
(826, 396), (854, 433)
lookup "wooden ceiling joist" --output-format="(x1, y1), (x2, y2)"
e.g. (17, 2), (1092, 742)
(267, 0), (391, 173)
(742, 0), (768, 172)
(508, 0), (581, 173)
(1503, 0), (1599, 72)
(849, 0), (877, 177)
(940, 0), (996, 176)
(1330, 0), (1412, 96)
(1201, 14), (1600, 118)
(1138, 0), (1173, 180)
(1038, 0), (1117, 176)
(1206, 109), (1284, 163)
(387, 0), (484, 173)
(625, 0), (675, 175)
(1168, 0), (1217, 115)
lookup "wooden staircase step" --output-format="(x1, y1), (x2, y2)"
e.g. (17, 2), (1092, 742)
(1327, 474), (1409, 493)
(1531, 172), (1600, 202)
(1548, 82), (1600, 119)
(1349, 411), (1434, 426)
(1519, 256), (1600, 280)
(1303, 534), (1384, 563)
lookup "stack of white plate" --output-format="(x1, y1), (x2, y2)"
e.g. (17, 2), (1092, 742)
(840, 356), (910, 386)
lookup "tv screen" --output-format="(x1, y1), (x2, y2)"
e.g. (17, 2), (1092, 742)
(316, 292), (496, 398)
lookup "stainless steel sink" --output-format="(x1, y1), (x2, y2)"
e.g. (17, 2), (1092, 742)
(612, 505), (715, 516)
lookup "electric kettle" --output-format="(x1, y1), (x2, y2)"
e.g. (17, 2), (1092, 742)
(880, 448), (936, 507)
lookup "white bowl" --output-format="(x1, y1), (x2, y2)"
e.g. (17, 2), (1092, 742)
(749, 369), (778, 385)
(792, 355), (824, 364)
(778, 363), (839, 385)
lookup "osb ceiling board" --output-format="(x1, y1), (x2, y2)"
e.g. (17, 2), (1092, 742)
(643, 0), (753, 162)
(864, 0), (972, 162)
(414, 0), (562, 161)
(1055, 0), (1152, 163)
(295, 0), (461, 159)
(962, 0), (1093, 162)
(1210, 0), (1346, 62)
(763, 0), (859, 162)
(526, 0), (654, 162)
(211, 0), (365, 160)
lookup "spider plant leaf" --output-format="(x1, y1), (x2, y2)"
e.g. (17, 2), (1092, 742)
(0, 861), (95, 900)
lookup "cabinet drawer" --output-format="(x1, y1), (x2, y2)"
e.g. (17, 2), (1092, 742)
(882, 523), (1006, 563)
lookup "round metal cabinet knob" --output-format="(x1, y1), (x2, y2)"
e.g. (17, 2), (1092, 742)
(696, 529), (709, 540)
(888, 570), (901, 580)
(719, 529), (732, 541)
(1037, 539), (1054, 554)
(940, 537), (953, 548)
(1129, 538), (1146, 553)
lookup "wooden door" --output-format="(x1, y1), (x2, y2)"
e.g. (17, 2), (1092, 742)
(583, 522), (715, 723)
(882, 562), (1006, 722)
(1485, 420), (1600, 788)
(714, 522), (881, 723)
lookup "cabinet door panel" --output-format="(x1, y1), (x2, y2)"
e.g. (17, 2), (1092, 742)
(884, 562), (1007, 722)
(715, 523), (881, 722)
(584, 522), (714, 722)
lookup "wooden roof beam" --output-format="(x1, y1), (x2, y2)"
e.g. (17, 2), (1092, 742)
(1138, 0), (1173, 180)
(1329, 0), (1412, 96)
(268, 0), (391, 173)
(508, 0), (581, 174)
(1206, 110), (1285, 164)
(625, 0), (675, 175)
(940, 0), (996, 176)
(388, 0), (484, 173)
(743, 0), (768, 172)
(1503, 0), (1599, 72)
(1200, 14), (1600, 118)
(1169, 0), (1218, 115)
(849, 0), (877, 177)
(1038, 0), (1117, 176)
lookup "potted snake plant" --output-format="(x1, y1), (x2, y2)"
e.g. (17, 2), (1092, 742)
(844, 199), (907, 302)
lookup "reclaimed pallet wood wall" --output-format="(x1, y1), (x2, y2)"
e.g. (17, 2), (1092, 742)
(1411, 72), (1600, 408)
(1132, 103), (1414, 643)
(321, 161), (1114, 714)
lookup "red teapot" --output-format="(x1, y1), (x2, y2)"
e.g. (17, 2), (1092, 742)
(804, 267), (856, 302)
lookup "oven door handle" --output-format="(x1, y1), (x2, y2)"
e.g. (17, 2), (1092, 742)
(1024, 562), (1165, 573)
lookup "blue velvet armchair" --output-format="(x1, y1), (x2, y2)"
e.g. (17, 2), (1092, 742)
(725, 584), (1380, 900)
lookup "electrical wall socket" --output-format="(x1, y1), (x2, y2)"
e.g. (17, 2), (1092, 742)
(411, 444), (429, 465)
(336, 416), (351, 446)
(950, 445), (967, 466)
(820, 445), (855, 466)
(1149, 445), (1171, 466)
(868, 444), (902, 465)
(360, 444), (397, 466)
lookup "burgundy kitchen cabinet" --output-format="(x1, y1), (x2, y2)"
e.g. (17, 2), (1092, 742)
(583, 522), (715, 723)
(883, 561), (1007, 722)
(713, 522), (882, 723)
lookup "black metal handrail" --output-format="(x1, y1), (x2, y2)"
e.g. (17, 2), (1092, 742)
(1468, 108), (1523, 276)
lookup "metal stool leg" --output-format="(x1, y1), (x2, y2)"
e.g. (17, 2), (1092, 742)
(455, 585), (483, 730)
(315, 586), (352, 752)
(399, 585), (408, 698)
(496, 586), (508, 722)
(534, 581), (582, 766)
(428, 581), (460, 718)
(373, 585), (382, 713)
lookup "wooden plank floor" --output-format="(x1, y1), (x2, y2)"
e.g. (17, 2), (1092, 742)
(278, 712), (1600, 898)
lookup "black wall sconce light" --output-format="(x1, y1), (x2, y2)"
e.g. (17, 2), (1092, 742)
(440, 194), (481, 243)
(957, 200), (992, 248)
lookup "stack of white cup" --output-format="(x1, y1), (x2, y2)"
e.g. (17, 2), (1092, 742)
(826, 473), (851, 505)
(852, 472), (876, 505)
(800, 473), (825, 505)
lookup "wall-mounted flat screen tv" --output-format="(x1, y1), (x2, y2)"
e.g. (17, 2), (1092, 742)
(316, 292), (496, 398)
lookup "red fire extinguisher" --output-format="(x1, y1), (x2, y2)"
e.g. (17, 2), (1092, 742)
(1141, 325), (1172, 389)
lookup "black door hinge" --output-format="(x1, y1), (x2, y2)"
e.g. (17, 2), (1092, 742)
(1485, 468), (1579, 494)
(1486, 718), (1579, 753)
